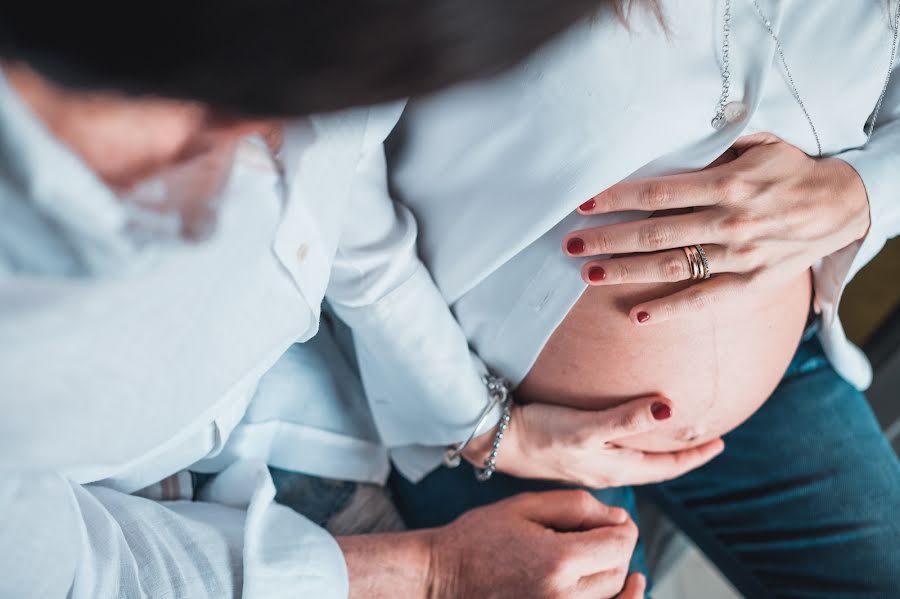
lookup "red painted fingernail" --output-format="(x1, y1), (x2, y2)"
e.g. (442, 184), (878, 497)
(588, 266), (606, 282)
(651, 402), (672, 420)
(579, 199), (596, 212)
(637, 311), (651, 323)
(567, 238), (586, 255)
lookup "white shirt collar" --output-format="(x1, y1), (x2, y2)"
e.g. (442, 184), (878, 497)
(0, 69), (145, 276)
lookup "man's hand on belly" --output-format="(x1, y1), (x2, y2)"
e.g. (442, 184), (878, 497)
(463, 395), (725, 489)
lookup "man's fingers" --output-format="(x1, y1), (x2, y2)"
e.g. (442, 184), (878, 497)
(614, 573), (647, 599)
(577, 171), (726, 215)
(562, 521), (639, 575)
(593, 396), (674, 441)
(628, 274), (746, 325)
(612, 439), (726, 485)
(573, 568), (632, 599)
(516, 490), (630, 531)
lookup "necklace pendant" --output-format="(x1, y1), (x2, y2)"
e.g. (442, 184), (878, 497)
(711, 101), (748, 131)
(723, 101), (748, 124)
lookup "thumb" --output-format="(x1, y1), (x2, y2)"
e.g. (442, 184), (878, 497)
(515, 490), (630, 532)
(592, 395), (673, 442)
(615, 573), (647, 599)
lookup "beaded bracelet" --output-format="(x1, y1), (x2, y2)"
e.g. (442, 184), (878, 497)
(473, 393), (512, 481)
(442, 374), (513, 482)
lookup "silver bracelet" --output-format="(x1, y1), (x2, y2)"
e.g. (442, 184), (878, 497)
(442, 374), (511, 470)
(474, 393), (512, 481)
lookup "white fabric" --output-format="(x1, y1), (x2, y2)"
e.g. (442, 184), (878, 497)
(360, 0), (900, 480)
(0, 464), (347, 599)
(4, 0), (900, 595)
(0, 71), (411, 597)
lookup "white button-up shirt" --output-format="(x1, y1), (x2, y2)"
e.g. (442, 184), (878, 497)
(359, 0), (900, 479)
(0, 68), (480, 597)
(3, 1), (900, 596)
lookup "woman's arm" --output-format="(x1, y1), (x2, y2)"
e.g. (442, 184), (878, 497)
(327, 107), (724, 487)
(561, 54), (900, 333)
(825, 57), (900, 320)
(326, 132), (503, 464)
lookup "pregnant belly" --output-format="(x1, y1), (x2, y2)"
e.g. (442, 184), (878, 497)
(516, 271), (813, 452)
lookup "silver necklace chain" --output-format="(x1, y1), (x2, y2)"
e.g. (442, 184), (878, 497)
(711, 0), (733, 130)
(867, 0), (900, 143)
(714, 0), (900, 157)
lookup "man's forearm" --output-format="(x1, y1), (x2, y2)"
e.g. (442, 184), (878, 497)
(337, 530), (435, 599)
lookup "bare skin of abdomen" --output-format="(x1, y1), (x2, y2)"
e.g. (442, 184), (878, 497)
(516, 271), (813, 452)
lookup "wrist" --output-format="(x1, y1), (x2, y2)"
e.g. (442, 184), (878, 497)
(824, 157), (871, 242)
(461, 404), (526, 474)
(337, 529), (436, 599)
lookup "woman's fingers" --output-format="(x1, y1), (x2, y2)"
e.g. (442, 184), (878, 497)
(627, 274), (747, 325)
(611, 439), (725, 485)
(592, 396), (675, 441)
(577, 169), (728, 215)
(564, 213), (717, 258)
(581, 245), (730, 286)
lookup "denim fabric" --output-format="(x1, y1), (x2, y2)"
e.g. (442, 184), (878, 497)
(390, 327), (900, 598)
(268, 468), (359, 528)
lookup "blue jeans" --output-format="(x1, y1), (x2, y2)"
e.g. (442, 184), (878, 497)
(389, 324), (900, 598)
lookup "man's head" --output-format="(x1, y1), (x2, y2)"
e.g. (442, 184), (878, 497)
(1, 1), (623, 118)
(3, 1), (639, 238)
(2, 1), (629, 195)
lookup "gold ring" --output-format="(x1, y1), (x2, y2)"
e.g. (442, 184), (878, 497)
(682, 246), (703, 280)
(682, 245), (711, 280)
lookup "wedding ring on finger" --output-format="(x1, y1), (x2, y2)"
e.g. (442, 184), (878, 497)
(682, 245), (712, 280)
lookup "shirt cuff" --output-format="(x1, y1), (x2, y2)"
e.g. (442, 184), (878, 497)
(200, 460), (349, 599)
(333, 262), (501, 449)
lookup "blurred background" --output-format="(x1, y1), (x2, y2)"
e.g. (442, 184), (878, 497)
(646, 237), (900, 598)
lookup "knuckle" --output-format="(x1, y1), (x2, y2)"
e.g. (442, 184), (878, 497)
(602, 188), (624, 211)
(732, 244), (760, 270)
(580, 474), (608, 489)
(717, 173), (750, 202)
(621, 518), (639, 542)
(719, 213), (757, 244)
(593, 233), (615, 254)
(661, 254), (688, 281)
(611, 525), (638, 551)
(611, 261), (630, 282)
(572, 489), (598, 511)
(639, 182), (670, 209)
(662, 301), (678, 319)
(687, 288), (712, 311)
(617, 409), (648, 434)
(572, 489), (597, 511)
(568, 427), (595, 450)
(640, 223), (674, 249)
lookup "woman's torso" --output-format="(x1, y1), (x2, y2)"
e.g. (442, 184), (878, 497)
(388, 0), (892, 450)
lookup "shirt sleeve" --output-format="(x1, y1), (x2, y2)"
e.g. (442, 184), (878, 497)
(824, 58), (900, 309)
(0, 463), (348, 599)
(325, 108), (501, 454)
(812, 57), (900, 389)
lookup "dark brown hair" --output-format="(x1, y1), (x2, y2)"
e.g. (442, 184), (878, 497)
(0, 1), (631, 117)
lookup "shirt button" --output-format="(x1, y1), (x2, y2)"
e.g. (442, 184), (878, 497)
(296, 243), (310, 263)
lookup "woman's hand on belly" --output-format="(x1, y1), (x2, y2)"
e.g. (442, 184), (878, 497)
(462, 396), (725, 489)
(564, 132), (869, 325)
